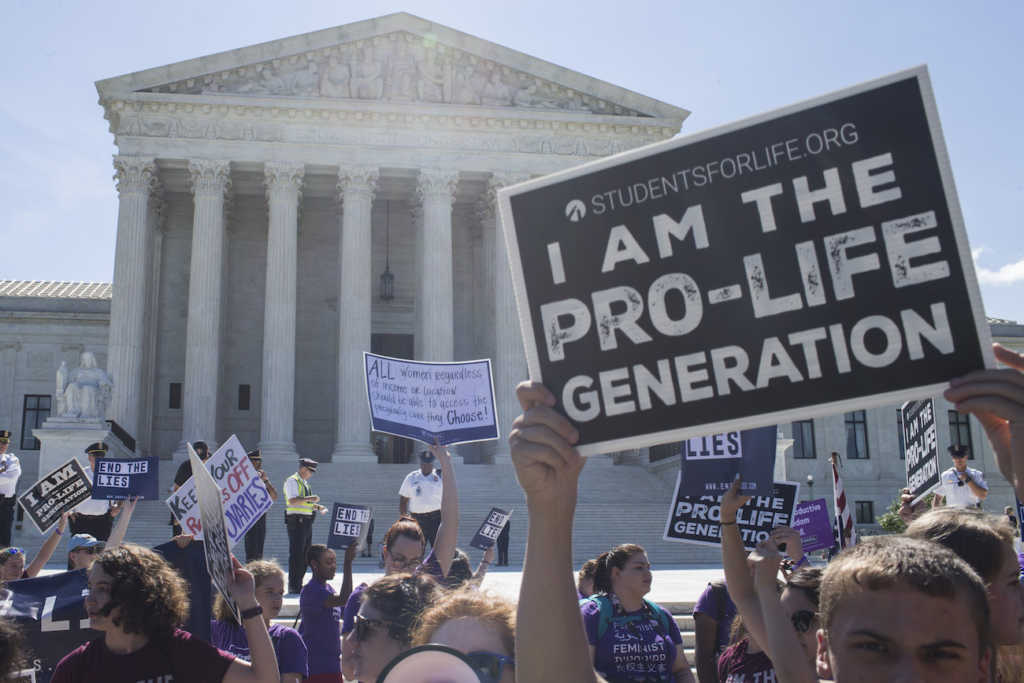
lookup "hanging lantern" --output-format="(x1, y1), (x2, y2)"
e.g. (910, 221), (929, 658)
(379, 200), (395, 302)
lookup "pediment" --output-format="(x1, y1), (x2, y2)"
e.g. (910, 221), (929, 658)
(96, 13), (687, 122)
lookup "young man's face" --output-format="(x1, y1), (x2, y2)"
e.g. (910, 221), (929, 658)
(817, 583), (989, 683)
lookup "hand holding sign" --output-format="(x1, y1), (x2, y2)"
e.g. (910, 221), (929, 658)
(720, 478), (752, 522)
(945, 343), (1024, 498)
(508, 381), (583, 509)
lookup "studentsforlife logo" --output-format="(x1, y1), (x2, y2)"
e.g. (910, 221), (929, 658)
(565, 199), (586, 222)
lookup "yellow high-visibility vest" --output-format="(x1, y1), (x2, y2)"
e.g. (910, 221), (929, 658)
(285, 473), (314, 515)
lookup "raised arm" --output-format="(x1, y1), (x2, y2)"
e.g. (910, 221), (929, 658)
(432, 442), (459, 578)
(472, 545), (494, 585)
(719, 479), (756, 613)
(749, 540), (817, 683)
(106, 497), (138, 549)
(323, 543), (358, 609)
(945, 343), (1024, 498)
(258, 471), (278, 503)
(25, 513), (68, 578)
(510, 381), (597, 683)
(224, 556), (280, 683)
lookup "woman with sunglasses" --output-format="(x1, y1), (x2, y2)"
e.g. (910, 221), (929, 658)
(66, 497), (138, 571)
(344, 573), (440, 682)
(410, 588), (515, 683)
(1, 511), (69, 582)
(581, 543), (694, 683)
(720, 479), (822, 683)
(212, 560), (308, 683)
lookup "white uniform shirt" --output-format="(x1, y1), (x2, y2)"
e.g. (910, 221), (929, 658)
(399, 469), (443, 513)
(74, 463), (112, 516)
(937, 466), (988, 508)
(0, 452), (20, 497)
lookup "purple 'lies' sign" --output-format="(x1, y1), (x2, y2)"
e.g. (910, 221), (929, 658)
(792, 498), (834, 553)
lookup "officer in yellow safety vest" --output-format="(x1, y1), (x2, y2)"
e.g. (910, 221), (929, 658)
(284, 457), (326, 594)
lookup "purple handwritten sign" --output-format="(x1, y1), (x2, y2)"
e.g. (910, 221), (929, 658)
(792, 498), (834, 553)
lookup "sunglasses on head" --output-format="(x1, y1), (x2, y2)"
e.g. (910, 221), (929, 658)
(376, 644), (513, 683)
(790, 609), (817, 633)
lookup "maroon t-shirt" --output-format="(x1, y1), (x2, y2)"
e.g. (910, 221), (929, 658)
(51, 629), (235, 683)
(717, 639), (774, 683)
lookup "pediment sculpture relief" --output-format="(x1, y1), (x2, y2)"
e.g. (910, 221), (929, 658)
(143, 33), (642, 116)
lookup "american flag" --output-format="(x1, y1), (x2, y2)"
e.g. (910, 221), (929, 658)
(831, 452), (858, 549)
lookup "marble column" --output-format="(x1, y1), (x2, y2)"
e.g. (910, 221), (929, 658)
(488, 174), (530, 460)
(106, 156), (158, 442)
(259, 161), (304, 460)
(182, 159), (231, 448)
(333, 165), (379, 461)
(415, 168), (459, 361)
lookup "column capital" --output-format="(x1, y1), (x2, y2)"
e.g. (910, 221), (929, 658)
(477, 172), (531, 223)
(264, 161), (305, 196)
(337, 165), (379, 202)
(113, 156), (158, 196)
(188, 159), (232, 197)
(416, 168), (459, 205)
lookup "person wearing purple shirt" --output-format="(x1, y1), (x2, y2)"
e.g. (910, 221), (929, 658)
(693, 579), (737, 683)
(211, 560), (308, 683)
(299, 544), (355, 683)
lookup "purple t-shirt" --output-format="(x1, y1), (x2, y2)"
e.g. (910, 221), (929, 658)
(693, 581), (737, 655)
(342, 582), (368, 635)
(717, 639), (774, 683)
(299, 578), (341, 674)
(581, 597), (682, 682)
(210, 620), (309, 677)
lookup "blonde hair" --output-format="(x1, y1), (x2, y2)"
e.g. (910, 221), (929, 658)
(905, 507), (1015, 583)
(411, 588), (516, 658)
(213, 560), (283, 624)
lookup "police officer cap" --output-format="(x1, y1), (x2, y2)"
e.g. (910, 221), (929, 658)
(85, 442), (108, 456)
(0, 430), (10, 443)
(418, 450), (436, 463)
(299, 457), (319, 471)
(247, 448), (262, 461)
(949, 444), (969, 458)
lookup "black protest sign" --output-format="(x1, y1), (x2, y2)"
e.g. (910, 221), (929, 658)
(0, 569), (94, 683)
(902, 398), (940, 505)
(470, 507), (511, 551)
(189, 444), (239, 623)
(90, 456), (160, 500)
(18, 459), (92, 534)
(498, 67), (992, 455)
(663, 472), (799, 550)
(327, 503), (372, 550)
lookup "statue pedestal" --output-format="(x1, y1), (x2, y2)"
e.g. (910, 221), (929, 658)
(33, 418), (132, 476)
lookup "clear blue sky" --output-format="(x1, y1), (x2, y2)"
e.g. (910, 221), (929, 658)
(2, 0), (1021, 321)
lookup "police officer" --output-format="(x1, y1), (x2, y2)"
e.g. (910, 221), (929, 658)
(933, 444), (989, 508)
(69, 442), (122, 541)
(242, 448), (278, 562)
(0, 430), (21, 547)
(283, 457), (325, 594)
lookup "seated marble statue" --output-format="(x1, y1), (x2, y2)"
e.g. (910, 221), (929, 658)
(56, 352), (113, 419)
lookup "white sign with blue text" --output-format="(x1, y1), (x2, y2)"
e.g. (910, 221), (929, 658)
(364, 352), (499, 446)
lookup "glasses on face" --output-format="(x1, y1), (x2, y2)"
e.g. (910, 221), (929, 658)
(388, 554), (422, 570)
(73, 547), (98, 555)
(466, 651), (514, 683)
(790, 609), (817, 633)
(354, 613), (397, 642)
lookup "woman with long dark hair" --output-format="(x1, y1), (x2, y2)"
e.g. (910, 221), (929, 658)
(581, 543), (694, 682)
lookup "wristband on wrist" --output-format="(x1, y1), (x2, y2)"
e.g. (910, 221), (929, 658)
(240, 604), (264, 621)
(721, 520), (737, 526)
(793, 555), (809, 568)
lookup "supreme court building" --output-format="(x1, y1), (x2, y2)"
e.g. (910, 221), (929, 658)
(94, 13), (688, 463)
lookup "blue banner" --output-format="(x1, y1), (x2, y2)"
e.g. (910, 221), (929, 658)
(678, 426), (777, 498)
(0, 570), (95, 683)
(90, 457), (160, 500)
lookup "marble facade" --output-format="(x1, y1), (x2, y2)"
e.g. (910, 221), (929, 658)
(94, 13), (688, 462)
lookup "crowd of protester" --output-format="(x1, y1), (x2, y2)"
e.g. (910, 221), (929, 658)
(0, 341), (1021, 682)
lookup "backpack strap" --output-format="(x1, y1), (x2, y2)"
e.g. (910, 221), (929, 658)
(580, 594), (615, 641)
(643, 598), (673, 636)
